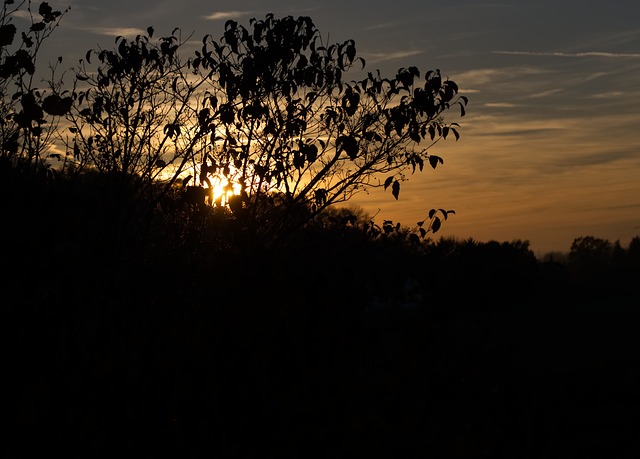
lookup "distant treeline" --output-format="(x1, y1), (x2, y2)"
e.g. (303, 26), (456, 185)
(3, 164), (638, 315)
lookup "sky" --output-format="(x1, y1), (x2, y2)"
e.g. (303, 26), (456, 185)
(25, 0), (640, 255)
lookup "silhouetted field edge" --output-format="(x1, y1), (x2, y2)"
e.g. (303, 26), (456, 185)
(3, 166), (640, 458)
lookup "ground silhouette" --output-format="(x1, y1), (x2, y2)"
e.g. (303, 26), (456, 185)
(3, 165), (639, 459)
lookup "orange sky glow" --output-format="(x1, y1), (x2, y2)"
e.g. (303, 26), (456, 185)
(32, 0), (640, 255)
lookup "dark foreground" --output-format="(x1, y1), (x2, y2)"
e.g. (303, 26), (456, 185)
(6, 282), (639, 458)
(4, 175), (639, 458)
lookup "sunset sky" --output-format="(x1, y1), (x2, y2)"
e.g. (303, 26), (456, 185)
(31, 0), (640, 255)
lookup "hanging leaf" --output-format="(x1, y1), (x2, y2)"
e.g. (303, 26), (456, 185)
(429, 155), (443, 169)
(42, 94), (72, 116)
(392, 180), (400, 200)
(336, 135), (358, 160)
(432, 216), (441, 233)
(384, 176), (393, 190)
(0, 24), (17, 47)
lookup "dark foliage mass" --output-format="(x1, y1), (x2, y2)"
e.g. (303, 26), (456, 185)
(2, 3), (640, 458)
(3, 166), (639, 458)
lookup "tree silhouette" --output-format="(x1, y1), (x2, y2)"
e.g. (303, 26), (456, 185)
(0, 1), (69, 173)
(67, 27), (211, 199)
(60, 14), (466, 242)
(568, 235), (613, 286)
(188, 14), (467, 239)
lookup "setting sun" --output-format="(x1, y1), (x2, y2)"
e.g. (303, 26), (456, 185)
(207, 173), (242, 206)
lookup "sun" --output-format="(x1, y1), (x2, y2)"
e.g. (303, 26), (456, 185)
(207, 173), (242, 206)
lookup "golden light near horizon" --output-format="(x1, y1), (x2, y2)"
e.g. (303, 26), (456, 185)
(207, 172), (242, 206)
(14, 0), (636, 254)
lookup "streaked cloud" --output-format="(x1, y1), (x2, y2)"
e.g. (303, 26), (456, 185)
(8, 10), (31, 20)
(364, 22), (397, 30)
(584, 71), (611, 81)
(83, 27), (146, 38)
(204, 11), (255, 21)
(590, 91), (625, 99)
(363, 50), (424, 64)
(493, 50), (640, 58)
(528, 88), (564, 98)
(453, 66), (548, 86)
(484, 102), (518, 108)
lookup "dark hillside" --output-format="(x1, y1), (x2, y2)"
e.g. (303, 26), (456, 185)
(3, 167), (639, 458)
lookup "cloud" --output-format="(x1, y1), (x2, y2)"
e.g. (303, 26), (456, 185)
(590, 91), (625, 99)
(8, 10), (31, 20)
(493, 50), (640, 58)
(363, 50), (424, 64)
(453, 66), (548, 86)
(364, 22), (397, 31)
(484, 102), (518, 108)
(203, 11), (255, 21)
(83, 27), (146, 38)
(528, 88), (564, 98)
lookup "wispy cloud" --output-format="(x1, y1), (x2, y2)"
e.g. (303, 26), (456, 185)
(591, 91), (625, 99)
(83, 27), (146, 38)
(484, 102), (518, 108)
(453, 66), (548, 86)
(363, 50), (424, 64)
(204, 11), (255, 21)
(364, 22), (397, 31)
(8, 10), (31, 20)
(493, 50), (640, 58)
(529, 88), (564, 98)
(584, 71), (611, 81)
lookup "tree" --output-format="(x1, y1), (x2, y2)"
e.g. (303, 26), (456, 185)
(63, 14), (467, 244)
(0, 1), (69, 173)
(66, 27), (213, 198)
(568, 235), (613, 285)
(188, 14), (467, 240)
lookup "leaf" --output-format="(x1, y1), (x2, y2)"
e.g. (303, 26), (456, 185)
(428, 209), (436, 219)
(42, 94), (72, 116)
(428, 124), (436, 141)
(392, 180), (400, 200)
(30, 22), (46, 32)
(21, 31), (33, 48)
(39, 2), (54, 18)
(429, 155), (443, 169)
(147, 26), (154, 38)
(336, 135), (358, 160)
(0, 24), (17, 47)
(432, 217), (441, 233)
(383, 176), (393, 190)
